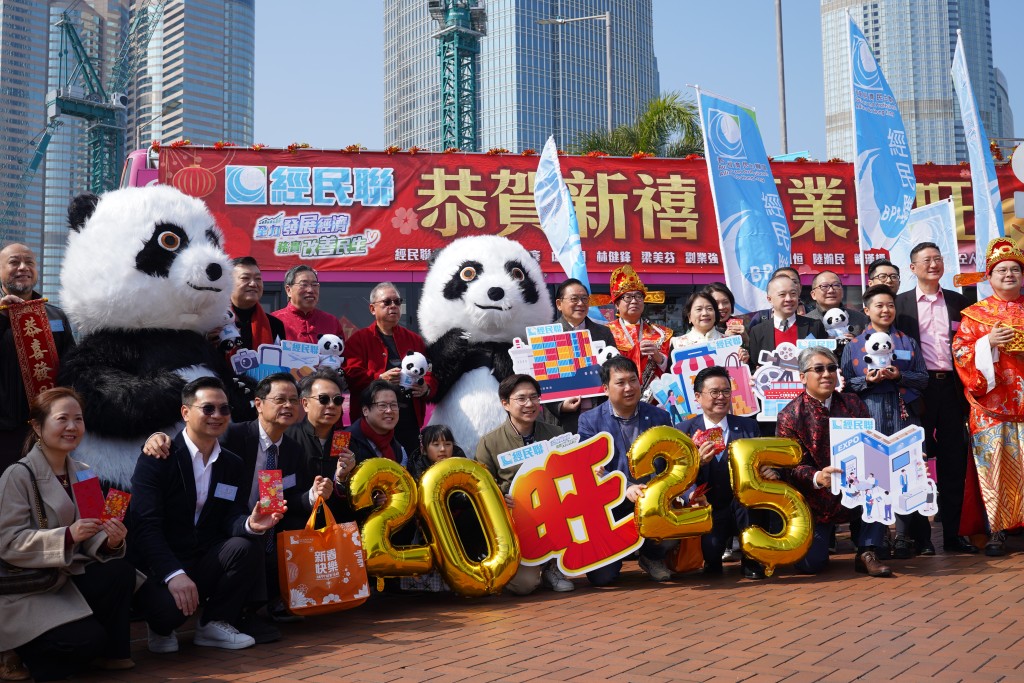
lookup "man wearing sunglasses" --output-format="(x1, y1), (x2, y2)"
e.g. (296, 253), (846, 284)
(128, 377), (286, 653)
(776, 348), (892, 578)
(344, 282), (436, 458)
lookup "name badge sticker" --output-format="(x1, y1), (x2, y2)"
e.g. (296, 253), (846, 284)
(894, 349), (912, 361)
(282, 473), (296, 490)
(76, 468), (98, 482)
(213, 483), (237, 501)
(49, 319), (64, 332)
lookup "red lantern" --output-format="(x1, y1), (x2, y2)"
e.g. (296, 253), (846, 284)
(172, 165), (217, 198)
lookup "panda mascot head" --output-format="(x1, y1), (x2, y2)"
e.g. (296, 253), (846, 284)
(418, 235), (551, 345)
(418, 235), (553, 454)
(61, 186), (231, 334)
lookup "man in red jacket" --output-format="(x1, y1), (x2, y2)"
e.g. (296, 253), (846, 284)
(343, 282), (436, 458)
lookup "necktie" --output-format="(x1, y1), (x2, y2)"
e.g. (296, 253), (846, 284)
(780, 318), (790, 332)
(265, 443), (278, 552)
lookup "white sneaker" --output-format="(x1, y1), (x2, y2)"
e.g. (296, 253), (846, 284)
(193, 620), (256, 650)
(639, 555), (672, 582)
(541, 564), (575, 592)
(147, 627), (179, 654)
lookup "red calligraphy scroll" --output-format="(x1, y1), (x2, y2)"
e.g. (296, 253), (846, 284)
(7, 299), (59, 404)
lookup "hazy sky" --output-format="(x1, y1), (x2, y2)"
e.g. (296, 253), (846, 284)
(254, 1), (1023, 159)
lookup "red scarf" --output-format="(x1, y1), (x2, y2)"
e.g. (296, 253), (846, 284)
(250, 304), (275, 348)
(364, 426), (397, 462)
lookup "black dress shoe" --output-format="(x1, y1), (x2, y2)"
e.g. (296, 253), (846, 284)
(742, 566), (766, 580)
(943, 536), (980, 554)
(919, 541), (936, 556)
(235, 614), (282, 644)
(892, 535), (915, 559)
(985, 531), (1007, 557)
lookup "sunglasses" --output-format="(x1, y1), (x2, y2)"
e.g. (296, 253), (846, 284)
(377, 297), (403, 307)
(316, 394), (344, 406)
(806, 364), (839, 375)
(192, 403), (232, 416)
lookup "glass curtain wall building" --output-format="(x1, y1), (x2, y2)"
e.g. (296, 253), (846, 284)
(384, 0), (659, 153)
(822, 0), (1012, 165)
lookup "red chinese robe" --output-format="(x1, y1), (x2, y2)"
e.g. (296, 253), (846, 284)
(606, 318), (673, 383)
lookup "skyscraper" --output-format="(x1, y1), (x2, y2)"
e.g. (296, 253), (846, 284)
(384, 0), (659, 153)
(821, 0), (1012, 165)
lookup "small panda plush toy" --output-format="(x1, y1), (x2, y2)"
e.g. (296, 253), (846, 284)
(400, 350), (429, 389)
(317, 333), (345, 370)
(57, 186), (243, 486)
(217, 308), (243, 353)
(593, 341), (621, 364)
(863, 332), (896, 369)
(822, 308), (852, 339)
(419, 235), (553, 454)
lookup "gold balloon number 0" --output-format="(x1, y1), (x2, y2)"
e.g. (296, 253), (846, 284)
(349, 457), (519, 596)
(629, 427), (813, 576)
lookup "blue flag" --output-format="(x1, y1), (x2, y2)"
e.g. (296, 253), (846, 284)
(952, 30), (1004, 294)
(696, 88), (791, 315)
(849, 15), (916, 273)
(534, 136), (588, 286)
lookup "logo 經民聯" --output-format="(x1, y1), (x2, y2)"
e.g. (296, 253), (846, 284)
(225, 165), (267, 205)
(852, 36), (882, 91)
(708, 109), (745, 160)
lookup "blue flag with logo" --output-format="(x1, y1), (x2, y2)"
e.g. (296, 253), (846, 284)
(952, 30), (1004, 294)
(535, 136), (588, 287)
(696, 88), (791, 315)
(849, 15), (915, 266)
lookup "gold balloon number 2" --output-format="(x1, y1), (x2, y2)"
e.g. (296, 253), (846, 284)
(349, 457), (520, 597)
(629, 427), (813, 576)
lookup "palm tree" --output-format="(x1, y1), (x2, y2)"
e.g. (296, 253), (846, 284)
(573, 91), (704, 157)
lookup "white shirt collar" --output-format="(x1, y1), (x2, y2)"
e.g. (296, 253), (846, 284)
(773, 313), (797, 330)
(702, 414), (729, 432)
(257, 421), (282, 451)
(182, 429), (221, 467)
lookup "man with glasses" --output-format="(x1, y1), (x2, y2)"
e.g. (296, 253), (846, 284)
(272, 265), (343, 344)
(129, 377), (286, 653)
(347, 379), (408, 466)
(344, 282), (435, 457)
(804, 270), (868, 339)
(600, 266), (673, 386)
(578, 355), (675, 584)
(475, 374), (569, 595)
(547, 278), (615, 432)
(675, 366), (765, 579)
(866, 258), (902, 293)
(953, 238), (1024, 556)
(776, 349), (893, 578)
(894, 242), (977, 554)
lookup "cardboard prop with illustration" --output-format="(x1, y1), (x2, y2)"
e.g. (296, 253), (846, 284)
(494, 431), (580, 472)
(647, 336), (759, 421)
(752, 338), (842, 422)
(508, 433), (643, 577)
(232, 338), (342, 381)
(508, 323), (614, 402)
(829, 418), (937, 524)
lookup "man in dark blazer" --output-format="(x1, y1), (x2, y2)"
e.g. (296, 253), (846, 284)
(546, 278), (616, 433)
(893, 242), (978, 554)
(675, 367), (765, 579)
(578, 355), (675, 585)
(128, 377), (284, 654)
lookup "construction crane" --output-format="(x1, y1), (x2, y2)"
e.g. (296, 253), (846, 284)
(0, 120), (63, 243)
(428, 0), (486, 152)
(45, 0), (165, 194)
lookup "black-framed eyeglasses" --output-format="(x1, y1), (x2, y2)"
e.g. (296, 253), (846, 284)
(316, 394), (344, 406)
(870, 273), (901, 282)
(699, 389), (732, 398)
(814, 283), (843, 292)
(191, 403), (232, 416)
(372, 401), (399, 412)
(376, 297), (403, 307)
(806, 364), (838, 375)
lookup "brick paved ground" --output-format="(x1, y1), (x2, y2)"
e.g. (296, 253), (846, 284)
(80, 530), (1024, 683)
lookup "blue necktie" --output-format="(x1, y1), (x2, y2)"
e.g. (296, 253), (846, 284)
(265, 443), (278, 552)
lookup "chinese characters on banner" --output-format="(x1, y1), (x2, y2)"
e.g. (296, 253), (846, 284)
(7, 299), (59, 403)
(158, 147), (1024, 277)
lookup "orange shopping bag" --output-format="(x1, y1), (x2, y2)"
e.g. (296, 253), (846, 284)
(667, 536), (704, 574)
(277, 496), (369, 616)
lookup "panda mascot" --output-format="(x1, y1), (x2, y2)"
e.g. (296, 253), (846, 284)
(56, 186), (245, 486)
(418, 235), (552, 455)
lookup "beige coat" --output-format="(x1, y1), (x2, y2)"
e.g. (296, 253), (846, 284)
(0, 445), (124, 650)
(473, 419), (565, 493)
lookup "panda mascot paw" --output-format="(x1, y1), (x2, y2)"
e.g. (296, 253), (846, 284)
(56, 186), (242, 487)
(419, 235), (552, 454)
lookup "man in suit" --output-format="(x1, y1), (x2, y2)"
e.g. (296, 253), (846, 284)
(578, 355), (675, 585)
(746, 266), (802, 329)
(547, 278), (616, 432)
(675, 367), (765, 579)
(803, 270), (869, 338)
(894, 241), (978, 554)
(128, 377), (285, 654)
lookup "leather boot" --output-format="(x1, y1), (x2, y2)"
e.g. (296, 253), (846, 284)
(855, 550), (892, 577)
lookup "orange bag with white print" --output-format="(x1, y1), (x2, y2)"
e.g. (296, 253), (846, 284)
(277, 497), (369, 616)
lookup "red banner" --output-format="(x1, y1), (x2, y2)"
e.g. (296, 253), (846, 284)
(158, 148), (1024, 279)
(7, 299), (59, 404)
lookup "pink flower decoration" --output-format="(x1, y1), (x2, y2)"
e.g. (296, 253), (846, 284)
(392, 207), (418, 235)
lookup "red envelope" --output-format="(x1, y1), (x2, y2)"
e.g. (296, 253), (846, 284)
(258, 469), (286, 514)
(693, 427), (725, 455)
(103, 489), (132, 522)
(330, 431), (351, 458)
(72, 477), (106, 520)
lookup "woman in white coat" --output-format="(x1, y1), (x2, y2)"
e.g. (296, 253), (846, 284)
(0, 387), (135, 680)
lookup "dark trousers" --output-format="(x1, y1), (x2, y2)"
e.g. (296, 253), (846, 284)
(702, 502), (762, 573)
(587, 500), (668, 586)
(922, 373), (969, 544)
(795, 518), (886, 574)
(17, 558), (135, 682)
(895, 511), (932, 547)
(135, 537), (263, 635)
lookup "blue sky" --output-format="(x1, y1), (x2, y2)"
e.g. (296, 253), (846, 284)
(254, 1), (1023, 159)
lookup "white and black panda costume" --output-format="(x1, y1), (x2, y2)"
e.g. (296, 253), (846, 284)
(419, 235), (553, 455)
(56, 187), (246, 486)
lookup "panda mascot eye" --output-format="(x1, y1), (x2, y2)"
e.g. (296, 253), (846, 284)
(509, 267), (525, 281)
(158, 231), (182, 251)
(460, 266), (477, 282)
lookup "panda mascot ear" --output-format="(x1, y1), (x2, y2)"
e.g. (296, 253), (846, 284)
(67, 193), (100, 232)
